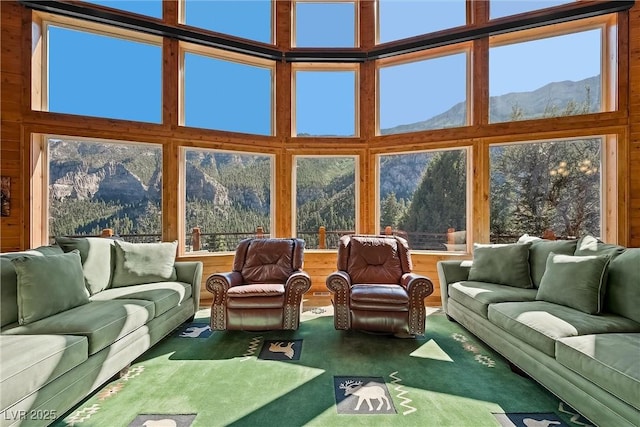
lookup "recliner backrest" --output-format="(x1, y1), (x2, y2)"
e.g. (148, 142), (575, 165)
(233, 238), (305, 284)
(337, 235), (412, 285)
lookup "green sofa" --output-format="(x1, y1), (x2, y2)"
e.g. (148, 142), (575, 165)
(0, 238), (203, 427)
(437, 235), (640, 427)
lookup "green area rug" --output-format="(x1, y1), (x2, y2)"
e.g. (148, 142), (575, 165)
(53, 307), (591, 427)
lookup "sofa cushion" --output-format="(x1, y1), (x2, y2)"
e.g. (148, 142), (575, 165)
(55, 236), (117, 295)
(487, 301), (640, 357)
(1, 246), (64, 327)
(2, 299), (154, 355)
(604, 248), (640, 323)
(449, 281), (537, 318)
(112, 240), (178, 287)
(556, 333), (640, 411)
(11, 250), (90, 325)
(536, 252), (611, 314)
(0, 334), (88, 410)
(528, 239), (578, 287)
(92, 281), (192, 318)
(468, 243), (533, 288)
(574, 235), (625, 259)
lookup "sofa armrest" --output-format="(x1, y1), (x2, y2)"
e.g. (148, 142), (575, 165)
(175, 261), (203, 314)
(437, 260), (471, 314)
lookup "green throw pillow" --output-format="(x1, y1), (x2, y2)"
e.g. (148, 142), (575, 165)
(111, 240), (178, 287)
(536, 252), (611, 314)
(604, 248), (640, 323)
(11, 250), (90, 325)
(574, 235), (625, 260)
(55, 236), (117, 295)
(528, 239), (578, 288)
(468, 243), (533, 288)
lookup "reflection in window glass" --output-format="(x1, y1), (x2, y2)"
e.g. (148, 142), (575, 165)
(490, 138), (601, 243)
(379, 52), (467, 134)
(184, 52), (273, 135)
(294, 1), (356, 47)
(379, 149), (467, 251)
(82, 1), (162, 18)
(295, 157), (356, 249)
(489, 29), (601, 123)
(295, 70), (356, 137)
(184, 0), (272, 44)
(47, 25), (161, 123)
(48, 138), (162, 242)
(378, 0), (466, 43)
(490, 0), (571, 19)
(184, 149), (273, 252)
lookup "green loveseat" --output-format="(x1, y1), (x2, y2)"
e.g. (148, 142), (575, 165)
(0, 238), (203, 427)
(438, 235), (640, 427)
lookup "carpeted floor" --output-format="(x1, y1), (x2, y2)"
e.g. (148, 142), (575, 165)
(52, 307), (592, 427)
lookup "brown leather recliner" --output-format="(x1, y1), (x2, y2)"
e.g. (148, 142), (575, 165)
(206, 238), (311, 331)
(326, 235), (434, 336)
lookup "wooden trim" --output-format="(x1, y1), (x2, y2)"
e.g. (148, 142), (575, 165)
(34, 10), (162, 45)
(28, 133), (46, 247)
(489, 15), (611, 47)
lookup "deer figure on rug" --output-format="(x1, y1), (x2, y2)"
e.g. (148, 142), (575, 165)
(339, 380), (391, 411)
(179, 325), (210, 338)
(268, 341), (295, 359)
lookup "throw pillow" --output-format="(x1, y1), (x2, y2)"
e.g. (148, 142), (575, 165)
(11, 249), (90, 325)
(55, 236), (117, 295)
(536, 252), (611, 314)
(603, 248), (640, 323)
(528, 239), (578, 288)
(468, 243), (533, 288)
(111, 240), (178, 287)
(574, 235), (625, 260)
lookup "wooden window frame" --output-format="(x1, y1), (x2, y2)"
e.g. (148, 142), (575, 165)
(291, 153), (360, 248)
(291, 62), (360, 138)
(179, 42), (276, 135)
(375, 145), (473, 253)
(376, 42), (472, 136)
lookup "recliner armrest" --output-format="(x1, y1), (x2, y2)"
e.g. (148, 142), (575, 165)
(326, 271), (352, 330)
(284, 271), (312, 297)
(207, 271), (243, 330)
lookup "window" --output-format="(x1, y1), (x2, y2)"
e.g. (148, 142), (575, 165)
(47, 137), (162, 242)
(82, 1), (162, 18)
(378, 148), (467, 251)
(378, 49), (468, 135)
(294, 67), (358, 137)
(490, 137), (602, 243)
(45, 23), (162, 123)
(294, 1), (357, 47)
(377, 0), (466, 43)
(183, 0), (272, 44)
(490, 0), (572, 20)
(182, 47), (274, 135)
(489, 27), (603, 123)
(295, 156), (357, 249)
(183, 149), (273, 253)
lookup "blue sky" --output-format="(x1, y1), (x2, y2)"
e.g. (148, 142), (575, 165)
(50, 1), (599, 133)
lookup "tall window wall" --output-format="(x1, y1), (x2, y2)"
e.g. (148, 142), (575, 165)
(29, 0), (624, 253)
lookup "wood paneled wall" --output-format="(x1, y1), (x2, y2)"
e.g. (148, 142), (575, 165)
(630, 4), (640, 246)
(1, 1), (638, 309)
